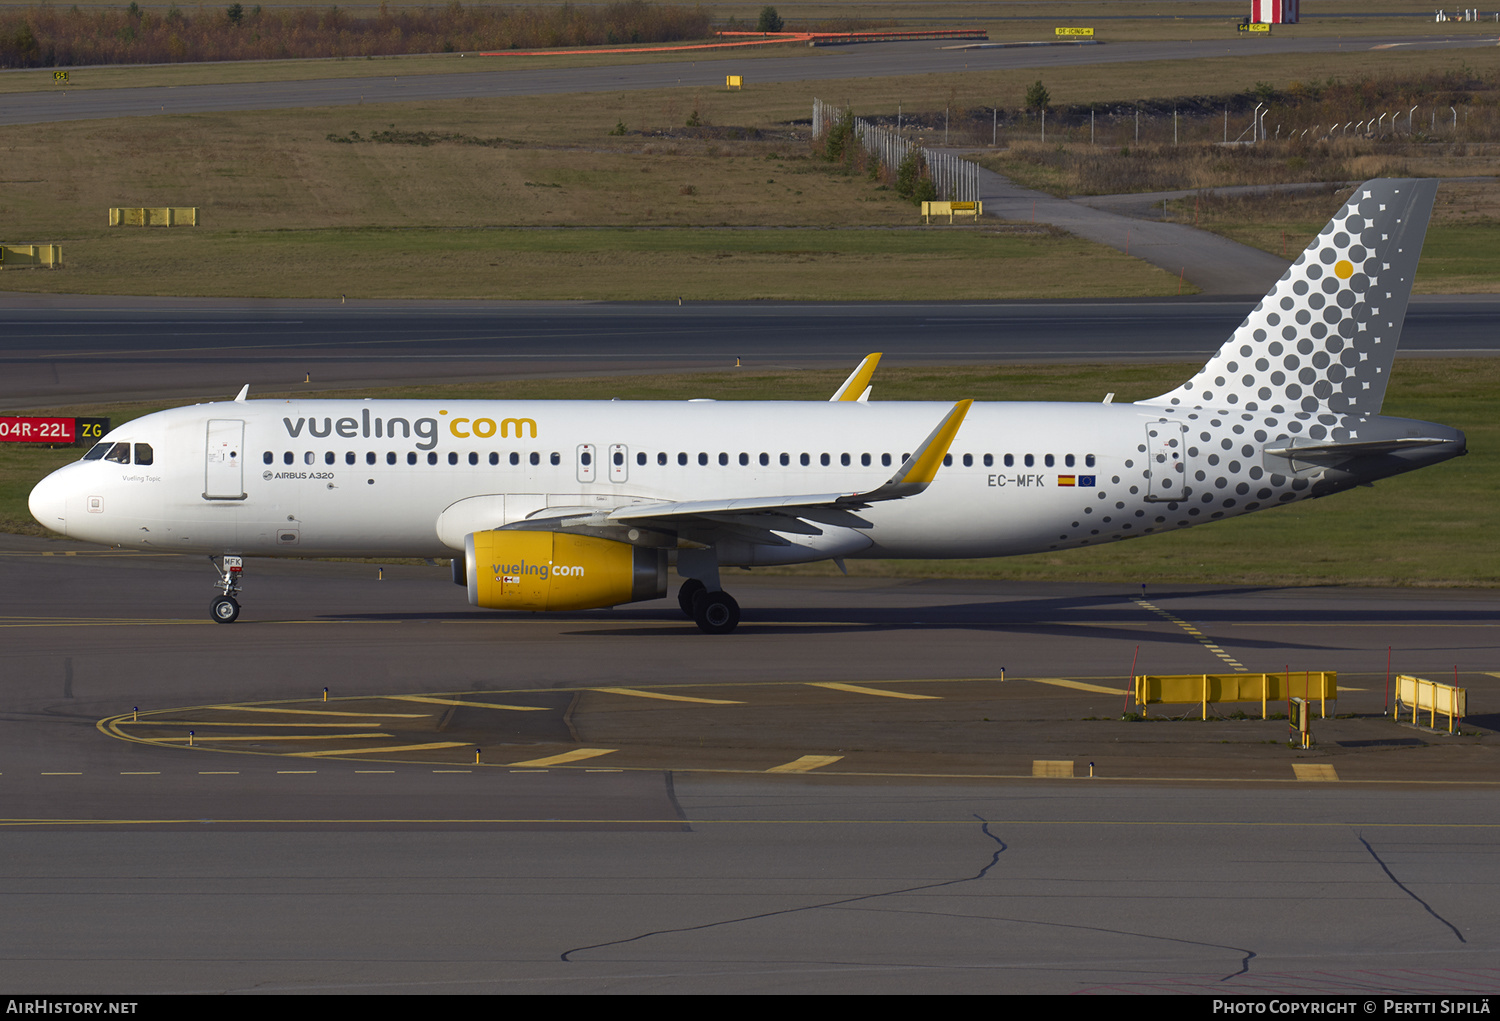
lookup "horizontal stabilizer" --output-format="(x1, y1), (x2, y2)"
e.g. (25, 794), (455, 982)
(1266, 436), (1450, 465)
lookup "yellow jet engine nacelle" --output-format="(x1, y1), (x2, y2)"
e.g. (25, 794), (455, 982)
(465, 530), (667, 611)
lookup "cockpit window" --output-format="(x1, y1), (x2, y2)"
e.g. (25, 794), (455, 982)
(104, 443), (131, 464)
(134, 443), (153, 466)
(82, 443), (111, 461)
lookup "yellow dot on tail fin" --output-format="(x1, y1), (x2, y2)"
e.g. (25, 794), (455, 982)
(1334, 259), (1354, 279)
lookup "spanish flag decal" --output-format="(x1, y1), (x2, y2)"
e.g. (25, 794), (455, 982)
(1058, 475), (1076, 487)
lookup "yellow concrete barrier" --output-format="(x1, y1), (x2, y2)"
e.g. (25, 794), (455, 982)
(109, 207), (198, 227)
(1135, 672), (1337, 719)
(725, 75), (743, 90)
(1394, 674), (1466, 733)
(0, 244), (63, 269)
(921, 200), (983, 224)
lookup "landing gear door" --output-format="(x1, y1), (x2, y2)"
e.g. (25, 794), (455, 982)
(1144, 421), (1188, 502)
(205, 419), (247, 500)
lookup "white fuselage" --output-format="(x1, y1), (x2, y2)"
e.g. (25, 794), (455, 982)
(29, 396), (1457, 564)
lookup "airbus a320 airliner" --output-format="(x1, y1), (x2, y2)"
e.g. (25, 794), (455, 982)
(29, 179), (1466, 632)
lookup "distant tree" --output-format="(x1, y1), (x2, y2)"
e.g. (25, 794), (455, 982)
(227, 3), (244, 25)
(1024, 80), (1050, 111)
(757, 6), (783, 32)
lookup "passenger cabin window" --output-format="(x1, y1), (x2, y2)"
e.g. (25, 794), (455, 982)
(262, 451), (273, 465)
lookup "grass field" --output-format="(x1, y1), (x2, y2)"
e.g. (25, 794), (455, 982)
(4, 50), (1498, 298)
(5, 359), (1492, 586)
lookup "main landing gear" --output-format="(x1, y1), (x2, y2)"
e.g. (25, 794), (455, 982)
(210, 554), (243, 624)
(676, 578), (740, 635)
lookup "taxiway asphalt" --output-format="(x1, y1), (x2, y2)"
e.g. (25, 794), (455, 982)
(0, 536), (1496, 992)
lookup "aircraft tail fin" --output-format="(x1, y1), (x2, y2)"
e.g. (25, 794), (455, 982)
(1141, 179), (1436, 417)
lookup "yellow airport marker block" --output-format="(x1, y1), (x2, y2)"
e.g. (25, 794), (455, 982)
(1030, 678), (1125, 695)
(1032, 760), (1075, 778)
(508, 748), (617, 767)
(766, 755), (843, 773)
(807, 682), (938, 700)
(1293, 763), (1339, 781)
(590, 687), (743, 705)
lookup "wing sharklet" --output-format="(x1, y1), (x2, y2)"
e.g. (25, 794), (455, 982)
(829, 352), (882, 402)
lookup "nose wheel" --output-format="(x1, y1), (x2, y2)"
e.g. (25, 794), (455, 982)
(210, 554), (244, 624)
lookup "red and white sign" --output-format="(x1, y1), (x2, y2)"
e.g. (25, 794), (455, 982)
(0, 417), (76, 443)
(1252, 0), (1299, 23)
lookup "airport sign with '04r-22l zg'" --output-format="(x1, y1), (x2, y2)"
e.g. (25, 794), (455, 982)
(0, 417), (109, 445)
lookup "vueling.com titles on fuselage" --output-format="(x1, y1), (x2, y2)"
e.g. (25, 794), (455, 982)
(282, 412), (539, 451)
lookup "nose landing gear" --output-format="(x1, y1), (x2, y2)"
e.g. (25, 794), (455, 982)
(210, 554), (243, 624)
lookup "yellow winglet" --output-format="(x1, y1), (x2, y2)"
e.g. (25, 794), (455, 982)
(896, 399), (973, 486)
(829, 352), (882, 402)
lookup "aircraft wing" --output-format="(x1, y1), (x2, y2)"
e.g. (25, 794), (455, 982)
(603, 399), (972, 545)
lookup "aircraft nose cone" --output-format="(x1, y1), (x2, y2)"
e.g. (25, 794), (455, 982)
(29, 470), (68, 536)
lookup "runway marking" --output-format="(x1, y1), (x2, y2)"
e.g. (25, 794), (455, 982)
(389, 695), (551, 712)
(1135, 600), (1249, 672)
(589, 687), (743, 705)
(202, 705), (430, 718)
(509, 748), (617, 767)
(1033, 760), (1075, 778)
(807, 682), (938, 700)
(767, 755), (844, 773)
(117, 720), (382, 728)
(1030, 677), (1125, 695)
(156, 733), (388, 742)
(39, 772), (81, 776)
(1486, 673), (1500, 680)
(197, 771), (239, 775)
(119, 771), (160, 775)
(297, 741), (471, 758)
(276, 770), (317, 774)
(1293, 764), (1340, 782)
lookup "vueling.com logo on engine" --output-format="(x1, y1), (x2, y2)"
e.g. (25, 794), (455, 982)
(494, 560), (585, 582)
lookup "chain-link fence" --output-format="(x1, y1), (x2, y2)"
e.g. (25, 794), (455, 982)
(812, 97), (979, 202)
